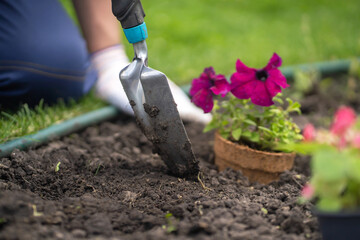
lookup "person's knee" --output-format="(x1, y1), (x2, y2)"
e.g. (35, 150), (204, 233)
(0, 45), (97, 108)
(0, 68), (95, 108)
(0, 0), (97, 108)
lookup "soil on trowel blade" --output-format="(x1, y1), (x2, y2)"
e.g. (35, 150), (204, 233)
(0, 115), (319, 240)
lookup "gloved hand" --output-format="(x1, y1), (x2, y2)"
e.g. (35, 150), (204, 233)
(91, 45), (211, 123)
(91, 45), (133, 115)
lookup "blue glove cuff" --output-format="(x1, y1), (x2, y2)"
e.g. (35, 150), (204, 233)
(123, 22), (148, 44)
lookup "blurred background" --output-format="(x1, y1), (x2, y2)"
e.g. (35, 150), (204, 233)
(62, 0), (360, 85)
(0, 0), (359, 147)
(1, 0), (360, 144)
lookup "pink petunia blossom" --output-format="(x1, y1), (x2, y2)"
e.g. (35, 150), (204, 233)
(352, 134), (360, 149)
(303, 124), (316, 142)
(337, 136), (348, 150)
(230, 53), (289, 107)
(301, 183), (314, 200)
(330, 106), (356, 137)
(190, 67), (231, 113)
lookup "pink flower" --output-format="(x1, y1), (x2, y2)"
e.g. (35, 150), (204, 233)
(352, 134), (360, 148)
(337, 136), (347, 150)
(230, 53), (289, 107)
(190, 67), (230, 113)
(303, 124), (316, 142)
(330, 106), (356, 137)
(301, 183), (314, 200)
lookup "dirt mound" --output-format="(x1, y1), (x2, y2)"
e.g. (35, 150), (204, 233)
(0, 116), (319, 239)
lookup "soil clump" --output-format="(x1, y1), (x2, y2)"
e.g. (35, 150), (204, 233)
(0, 115), (319, 239)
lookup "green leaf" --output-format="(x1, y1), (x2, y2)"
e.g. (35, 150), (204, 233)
(312, 148), (346, 181)
(221, 120), (229, 126)
(258, 126), (272, 134)
(341, 180), (360, 207)
(317, 197), (342, 212)
(281, 142), (330, 154)
(274, 143), (293, 153)
(220, 131), (230, 140)
(312, 175), (346, 198)
(212, 100), (220, 111)
(287, 101), (302, 114)
(231, 128), (242, 141)
(55, 162), (61, 172)
(243, 119), (257, 126)
(286, 98), (293, 106)
(346, 151), (360, 182)
(271, 124), (280, 132)
(269, 109), (281, 115)
(250, 132), (260, 143)
(292, 102), (301, 110)
(273, 96), (284, 105)
(242, 130), (252, 138)
(261, 208), (268, 215)
(203, 121), (217, 132)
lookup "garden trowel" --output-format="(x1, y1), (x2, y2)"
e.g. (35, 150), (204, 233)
(111, 0), (199, 177)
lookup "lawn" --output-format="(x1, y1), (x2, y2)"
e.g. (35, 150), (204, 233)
(140, 0), (360, 84)
(1, 0), (359, 143)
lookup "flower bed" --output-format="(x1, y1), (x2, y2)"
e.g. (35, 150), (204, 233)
(1, 58), (359, 239)
(0, 115), (319, 240)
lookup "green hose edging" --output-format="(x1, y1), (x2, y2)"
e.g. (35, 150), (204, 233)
(0, 106), (120, 158)
(0, 57), (358, 158)
(281, 57), (358, 79)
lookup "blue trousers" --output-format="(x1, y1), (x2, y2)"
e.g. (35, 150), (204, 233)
(0, 0), (97, 108)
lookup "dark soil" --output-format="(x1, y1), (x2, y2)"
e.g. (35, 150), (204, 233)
(292, 72), (360, 129)
(7, 72), (359, 240)
(0, 114), (319, 240)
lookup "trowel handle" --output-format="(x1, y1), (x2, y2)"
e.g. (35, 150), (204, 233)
(111, 0), (148, 44)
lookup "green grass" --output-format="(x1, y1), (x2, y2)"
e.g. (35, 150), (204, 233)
(64, 0), (360, 84)
(1, 0), (359, 143)
(0, 93), (106, 143)
(141, 0), (360, 84)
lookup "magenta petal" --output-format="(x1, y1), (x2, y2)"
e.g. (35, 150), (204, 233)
(303, 124), (316, 142)
(250, 81), (274, 106)
(230, 71), (257, 98)
(236, 59), (255, 73)
(203, 67), (216, 79)
(191, 89), (214, 113)
(331, 106), (356, 136)
(231, 79), (258, 99)
(210, 75), (230, 97)
(352, 134), (360, 148)
(265, 78), (282, 97)
(267, 69), (289, 89)
(230, 70), (256, 85)
(264, 53), (282, 71)
(301, 184), (314, 200)
(189, 77), (211, 96)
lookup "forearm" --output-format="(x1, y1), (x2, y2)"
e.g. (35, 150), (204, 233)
(72, 0), (121, 53)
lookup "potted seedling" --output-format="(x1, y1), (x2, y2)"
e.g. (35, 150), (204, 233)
(289, 106), (360, 240)
(190, 53), (303, 184)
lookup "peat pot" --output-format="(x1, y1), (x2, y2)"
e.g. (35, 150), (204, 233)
(316, 210), (360, 240)
(213, 132), (295, 184)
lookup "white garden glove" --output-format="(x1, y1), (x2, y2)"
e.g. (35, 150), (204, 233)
(92, 45), (133, 115)
(91, 45), (212, 123)
(168, 80), (212, 124)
